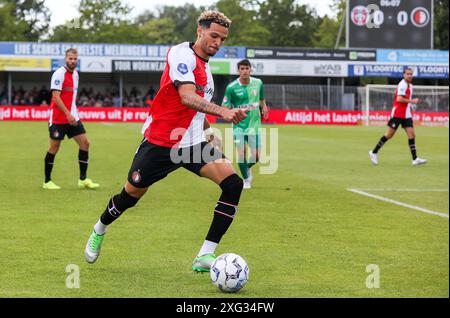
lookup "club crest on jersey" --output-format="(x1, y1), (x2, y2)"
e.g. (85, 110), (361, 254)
(132, 171), (141, 183)
(252, 89), (258, 96)
(177, 63), (188, 75)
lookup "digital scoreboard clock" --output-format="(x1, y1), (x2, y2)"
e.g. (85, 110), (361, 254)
(346, 0), (434, 49)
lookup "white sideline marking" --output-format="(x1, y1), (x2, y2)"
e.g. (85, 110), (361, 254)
(348, 188), (449, 219)
(358, 189), (449, 192)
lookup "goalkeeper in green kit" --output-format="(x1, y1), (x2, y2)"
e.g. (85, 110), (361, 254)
(222, 59), (269, 189)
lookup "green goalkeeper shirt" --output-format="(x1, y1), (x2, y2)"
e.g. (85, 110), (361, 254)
(222, 77), (265, 135)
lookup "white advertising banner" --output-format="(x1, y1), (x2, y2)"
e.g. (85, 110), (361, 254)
(229, 59), (349, 77)
(80, 57), (112, 73)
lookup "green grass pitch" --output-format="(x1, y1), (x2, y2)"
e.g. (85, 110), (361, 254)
(0, 121), (448, 297)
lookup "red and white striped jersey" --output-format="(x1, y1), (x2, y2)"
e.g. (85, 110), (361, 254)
(391, 79), (413, 119)
(144, 42), (214, 148)
(49, 66), (79, 124)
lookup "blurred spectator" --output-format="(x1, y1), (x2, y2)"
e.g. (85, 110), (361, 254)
(112, 94), (121, 107)
(0, 87), (7, 101)
(12, 96), (20, 106)
(26, 95), (36, 106)
(146, 85), (156, 100)
(38, 85), (51, 105)
(2, 85), (156, 107)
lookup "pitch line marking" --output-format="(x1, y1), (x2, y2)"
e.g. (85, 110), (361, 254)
(357, 189), (448, 192)
(347, 188), (449, 219)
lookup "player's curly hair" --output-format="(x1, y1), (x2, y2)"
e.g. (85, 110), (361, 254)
(197, 10), (232, 29)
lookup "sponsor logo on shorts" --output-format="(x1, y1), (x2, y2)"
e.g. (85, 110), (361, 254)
(132, 170), (141, 183)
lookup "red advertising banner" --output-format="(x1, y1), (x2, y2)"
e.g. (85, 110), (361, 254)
(264, 110), (449, 127)
(265, 110), (362, 125)
(0, 106), (448, 127)
(0, 106), (218, 124)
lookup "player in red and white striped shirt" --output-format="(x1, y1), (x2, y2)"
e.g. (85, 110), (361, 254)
(85, 11), (249, 272)
(43, 48), (99, 190)
(369, 68), (427, 166)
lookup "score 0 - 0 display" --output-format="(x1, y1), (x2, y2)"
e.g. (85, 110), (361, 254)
(347, 0), (434, 49)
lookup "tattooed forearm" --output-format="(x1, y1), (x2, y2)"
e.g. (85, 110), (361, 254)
(181, 93), (225, 117)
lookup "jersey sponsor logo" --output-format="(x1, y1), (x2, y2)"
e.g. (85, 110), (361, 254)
(177, 63), (188, 75)
(235, 88), (245, 96)
(235, 103), (257, 110)
(132, 170), (141, 183)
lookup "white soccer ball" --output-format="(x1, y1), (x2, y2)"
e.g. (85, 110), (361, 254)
(210, 253), (249, 293)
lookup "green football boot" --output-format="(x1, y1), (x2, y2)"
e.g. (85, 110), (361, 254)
(43, 181), (61, 190)
(192, 253), (216, 272)
(85, 230), (105, 264)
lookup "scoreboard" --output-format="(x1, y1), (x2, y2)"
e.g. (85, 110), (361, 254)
(347, 0), (434, 49)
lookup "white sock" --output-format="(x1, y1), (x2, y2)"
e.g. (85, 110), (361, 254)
(94, 219), (107, 235)
(197, 240), (218, 257)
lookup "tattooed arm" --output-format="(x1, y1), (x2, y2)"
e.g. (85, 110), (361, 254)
(178, 83), (248, 125)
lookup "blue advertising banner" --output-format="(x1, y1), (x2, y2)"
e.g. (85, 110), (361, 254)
(51, 59), (80, 71)
(0, 42), (246, 59)
(214, 46), (246, 59)
(0, 42), (168, 57)
(377, 49), (449, 64)
(349, 64), (449, 78)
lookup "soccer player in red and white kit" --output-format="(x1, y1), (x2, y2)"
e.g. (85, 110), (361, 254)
(369, 68), (427, 166)
(85, 11), (249, 272)
(43, 48), (100, 190)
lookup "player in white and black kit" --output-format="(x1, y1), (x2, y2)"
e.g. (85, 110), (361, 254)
(369, 68), (427, 166)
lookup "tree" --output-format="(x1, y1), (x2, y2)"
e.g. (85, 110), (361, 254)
(215, 0), (270, 46)
(0, 3), (26, 41)
(157, 4), (206, 43)
(0, 0), (49, 41)
(50, 0), (142, 43)
(434, 0), (449, 49)
(140, 18), (179, 44)
(312, 0), (346, 48)
(254, 0), (322, 47)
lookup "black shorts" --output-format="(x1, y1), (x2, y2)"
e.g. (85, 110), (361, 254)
(387, 117), (414, 130)
(49, 121), (86, 140)
(127, 140), (227, 188)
